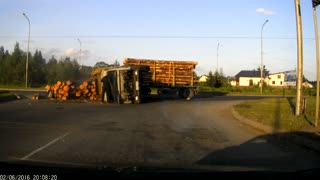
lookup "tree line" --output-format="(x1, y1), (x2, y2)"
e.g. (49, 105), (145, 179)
(0, 43), (116, 87)
(205, 70), (229, 88)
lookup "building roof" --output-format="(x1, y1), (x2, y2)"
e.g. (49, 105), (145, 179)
(235, 70), (269, 78)
(268, 72), (285, 75)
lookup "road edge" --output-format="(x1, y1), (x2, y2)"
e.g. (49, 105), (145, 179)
(0, 88), (46, 92)
(231, 107), (320, 154)
(231, 107), (276, 133)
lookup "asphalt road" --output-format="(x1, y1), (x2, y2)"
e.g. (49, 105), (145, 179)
(1, 94), (320, 172)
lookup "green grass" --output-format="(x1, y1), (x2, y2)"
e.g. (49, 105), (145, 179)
(234, 97), (316, 131)
(0, 84), (26, 89)
(198, 85), (231, 93)
(198, 84), (316, 96)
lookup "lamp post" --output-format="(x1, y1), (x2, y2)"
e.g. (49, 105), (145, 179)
(77, 38), (82, 70)
(260, 20), (269, 95)
(22, 13), (30, 88)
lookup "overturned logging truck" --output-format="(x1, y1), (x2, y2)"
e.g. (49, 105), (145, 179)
(92, 58), (198, 104)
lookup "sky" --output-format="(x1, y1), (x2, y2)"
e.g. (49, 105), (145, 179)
(0, 0), (319, 80)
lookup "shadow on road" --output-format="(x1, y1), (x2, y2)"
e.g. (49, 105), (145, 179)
(141, 91), (227, 103)
(142, 92), (271, 103)
(0, 91), (19, 103)
(0, 96), (18, 103)
(196, 131), (320, 171)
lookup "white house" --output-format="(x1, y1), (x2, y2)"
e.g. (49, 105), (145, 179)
(234, 70), (299, 87)
(227, 76), (237, 86)
(199, 75), (208, 82)
(234, 70), (268, 86)
(229, 80), (237, 86)
(266, 70), (297, 87)
(265, 72), (285, 86)
(303, 82), (314, 88)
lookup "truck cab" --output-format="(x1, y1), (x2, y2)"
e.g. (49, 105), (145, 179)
(100, 66), (150, 104)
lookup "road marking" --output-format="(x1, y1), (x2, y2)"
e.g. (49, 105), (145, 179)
(21, 132), (70, 160)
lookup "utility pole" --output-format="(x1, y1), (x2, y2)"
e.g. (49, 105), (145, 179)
(22, 13), (30, 88)
(260, 20), (269, 95)
(77, 38), (82, 70)
(313, 0), (320, 126)
(217, 42), (220, 74)
(294, 0), (304, 116)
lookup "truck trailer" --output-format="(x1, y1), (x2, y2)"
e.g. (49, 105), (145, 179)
(93, 58), (198, 104)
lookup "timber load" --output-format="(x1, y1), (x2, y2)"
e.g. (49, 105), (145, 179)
(123, 58), (198, 86)
(45, 80), (98, 101)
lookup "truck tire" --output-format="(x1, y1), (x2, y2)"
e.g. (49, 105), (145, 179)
(178, 89), (184, 98)
(180, 88), (194, 100)
(186, 88), (195, 100)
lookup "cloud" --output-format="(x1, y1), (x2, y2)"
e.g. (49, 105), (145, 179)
(41, 48), (96, 63)
(256, 8), (275, 15)
(41, 48), (62, 60)
(46, 48), (61, 55)
(65, 48), (78, 56)
(82, 49), (96, 57)
(64, 48), (95, 57)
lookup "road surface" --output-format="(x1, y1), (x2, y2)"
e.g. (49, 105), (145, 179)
(1, 95), (320, 172)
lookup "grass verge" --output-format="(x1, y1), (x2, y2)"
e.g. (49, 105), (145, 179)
(0, 84), (46, 89)
(198, 84), (316, 96)
(233, 97), (316, 131)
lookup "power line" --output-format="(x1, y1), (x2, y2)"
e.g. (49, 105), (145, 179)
(0, 35), (315, 40)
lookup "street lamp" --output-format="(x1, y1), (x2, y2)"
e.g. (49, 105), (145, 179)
(77, 38), (82, 70)
(260, 19), (269, 95)
(22, 13), (30, 88)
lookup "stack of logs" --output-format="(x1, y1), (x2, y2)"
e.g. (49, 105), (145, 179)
(45, 80), (98, 101)
(123, 58), (198, 86)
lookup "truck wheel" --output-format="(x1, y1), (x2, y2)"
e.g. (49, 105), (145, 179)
(183, 88), (194, 100)
(178, 89), (184, 98)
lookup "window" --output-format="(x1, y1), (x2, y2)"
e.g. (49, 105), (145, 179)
(280, 81), (283, 85)
(278, 75), (281, 79)
(272, 81), (275, 85)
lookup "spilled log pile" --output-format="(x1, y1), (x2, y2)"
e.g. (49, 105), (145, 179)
(45, 80), (98, 101)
